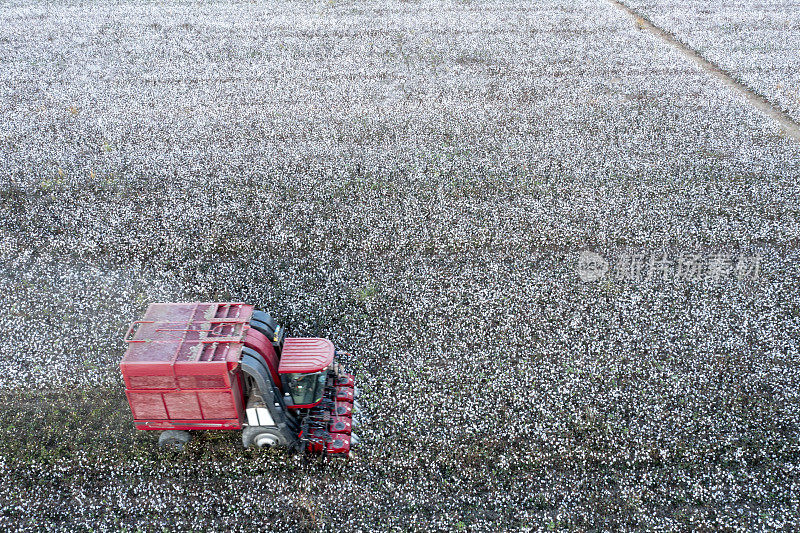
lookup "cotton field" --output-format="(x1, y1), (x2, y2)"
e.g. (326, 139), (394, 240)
(625, 0), (800, 123)
(1, 0), (799, 531)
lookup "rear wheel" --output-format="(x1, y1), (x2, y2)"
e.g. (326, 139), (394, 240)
(242, 426), (288, 449)
(158, 430), (191, 450)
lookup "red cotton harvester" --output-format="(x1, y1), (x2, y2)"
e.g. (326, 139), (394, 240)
(119, 302), (361, 457)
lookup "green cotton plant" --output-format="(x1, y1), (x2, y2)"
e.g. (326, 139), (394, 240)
(356, 282), (377, 301)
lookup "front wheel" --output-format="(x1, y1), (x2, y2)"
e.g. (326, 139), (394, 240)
(242, 426), (289, 449)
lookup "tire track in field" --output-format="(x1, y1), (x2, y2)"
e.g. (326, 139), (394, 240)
(607, 0), (800, 143)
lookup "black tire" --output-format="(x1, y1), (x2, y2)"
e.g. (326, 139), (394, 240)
(158, 430), (191, 450)
(242, 426), (289, 449)
(252, 311), (279, 332)
(249, 318), (275, 339)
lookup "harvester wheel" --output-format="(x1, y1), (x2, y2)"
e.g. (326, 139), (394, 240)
(158, 430), (191, 450)
(249, 319), (275, 340)
(242, 426), (288, 449)
(252, 311), (278, 332)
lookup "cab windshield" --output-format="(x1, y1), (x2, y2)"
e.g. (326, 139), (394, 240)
(286, 372), (326, 406)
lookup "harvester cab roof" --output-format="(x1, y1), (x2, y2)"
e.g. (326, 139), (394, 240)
(120, 302), (360, 457)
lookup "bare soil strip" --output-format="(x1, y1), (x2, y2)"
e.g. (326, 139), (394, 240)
(608, 0), (800, 143)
